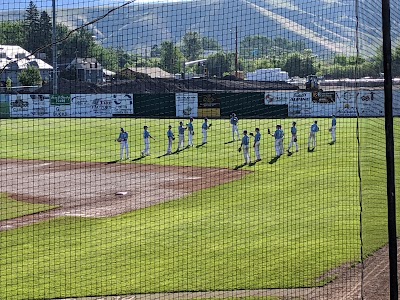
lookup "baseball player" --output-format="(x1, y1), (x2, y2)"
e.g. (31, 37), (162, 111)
(141, 125), (155, 157)
(187, 117), (194, 147)
(239, 130), (251, 165)
(287, 122), (299, 154)
(166, 125), (174, 154)
(308, 121), (320, 151)
(177, 121), (187, 151)
(253, 128), (261, 161)
(271, 124), (284, 157)
(330, 115), (337, 143)
(202, 117), (211, 144)
(117, 127), (129, 160)
(230, 113), (240, 141)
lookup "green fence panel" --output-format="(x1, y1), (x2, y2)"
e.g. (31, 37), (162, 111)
(134, 93), (176, 117)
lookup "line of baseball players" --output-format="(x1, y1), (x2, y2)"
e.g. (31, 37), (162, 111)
(117, 114), (337, 164)
(117, 117), (212, 160)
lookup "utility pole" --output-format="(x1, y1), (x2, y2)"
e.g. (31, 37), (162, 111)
(235, 24), (238, 78)
(52, 0), (57, 95)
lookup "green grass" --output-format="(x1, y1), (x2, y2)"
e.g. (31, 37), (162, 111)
(0, 194), (56, 221)
(0, 117), (398, 299)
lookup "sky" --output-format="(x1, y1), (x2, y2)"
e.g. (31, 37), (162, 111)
(1, 0), (193, 10)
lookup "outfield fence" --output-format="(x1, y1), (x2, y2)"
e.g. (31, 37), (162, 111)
(0, 0), (399, 300)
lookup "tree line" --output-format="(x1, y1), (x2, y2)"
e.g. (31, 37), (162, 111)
(0, 1), (393, 83)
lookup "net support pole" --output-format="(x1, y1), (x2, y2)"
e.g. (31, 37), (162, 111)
(52, 0), (58, 95)
(381, 0), (398, 298)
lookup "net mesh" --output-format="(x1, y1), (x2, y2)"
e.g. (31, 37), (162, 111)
(0, 0), (398, 299)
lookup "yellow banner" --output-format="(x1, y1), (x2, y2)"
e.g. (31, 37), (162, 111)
(198, 108), (221, 118)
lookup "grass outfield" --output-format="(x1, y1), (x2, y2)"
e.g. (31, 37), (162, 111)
(0, 194), (56, 221)
(0, 117), (398, 299)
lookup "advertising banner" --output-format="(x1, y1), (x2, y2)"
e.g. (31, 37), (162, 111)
(309, 91), (337, 117)
(30, 94), (51, 117)
(198, 93), (221, 117)
(335, 91), (358, 117)
(357, 90), (384, 117)
(175, 93), (198, 117)
(49, 94), (71, 117)
(287, 91), (313, 117)
(49, 95), (74, 118)
(10, 95), (30, 117)
(311, 91), (336, 104)
(89, 94), (113, 117)
(70, 94), (134, 117)
(111, 94), (134, 115)
(264, 91), (294, 105)
(70, 94), (91, 117)
(10, 94), (51, 117)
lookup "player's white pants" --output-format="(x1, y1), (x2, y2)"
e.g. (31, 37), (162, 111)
(202, 129), (207, 143)
(188, 131), (194, 146)
(167, 137), (173, 154)
(178, 134), (185, 149)
(275, 139), (283, 156)
(254, 141), (261, 160)
(308, 132), (317, 148)
(243, 145), (250, 164)
(120, 140), (129, 160)
(331, 125), (336, 141)
(143, 137), (150, 155)
(232, 125), (239, 141)
(288, 135), (298, 151)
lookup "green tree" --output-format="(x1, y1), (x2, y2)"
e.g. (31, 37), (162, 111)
(150, 44), (161, 57)
(6, 77), (12, 91)
(201, 37), (221, 51)
(282, 51), (316, 77)
(38, 11), (52, 60)
(0, 21), (25, 46)
(58, 27), (96, 61)
(89, 44), (118, 70)
(333, 55), (348, 66)
(18, 65), (42, 86)
(113, 48), (137, 69)
(181, 32), (203, 61)
(206, 52), (234, 77)
(159, 41), (184, 74)
(24, 1), (40, 52)
(240, 35), (271, 58)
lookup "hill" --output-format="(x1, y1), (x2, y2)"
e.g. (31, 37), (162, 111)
(3, 0), (399, 58)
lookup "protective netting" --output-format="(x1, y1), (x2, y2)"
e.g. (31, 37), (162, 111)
(0, 0), (398, 299)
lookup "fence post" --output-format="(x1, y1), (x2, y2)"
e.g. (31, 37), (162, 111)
(381, 0), (398, 299)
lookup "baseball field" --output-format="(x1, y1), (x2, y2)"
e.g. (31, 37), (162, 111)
(0, 117), (398, 299)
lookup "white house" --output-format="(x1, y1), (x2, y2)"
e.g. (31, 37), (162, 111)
(0, 45), (53, 87)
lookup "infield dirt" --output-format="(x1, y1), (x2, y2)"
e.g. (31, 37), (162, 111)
(0, 159), (250, 231)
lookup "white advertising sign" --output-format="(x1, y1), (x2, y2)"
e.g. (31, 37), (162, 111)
(71, 94), (134, 117)
(310, 91), (337, 117)
(335, 91), (358, 117)
(89, 94), (113, 117)
(287, 91), (313, 117)
(264, 91), (293, 105)
(175, 93), (198, 117)
(10, 94), (51, 117)
(357, 90), (384, 117)
(111, 94), (134, 115)
(70, 94), (91, 117)
(49, 94), (72, 117)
